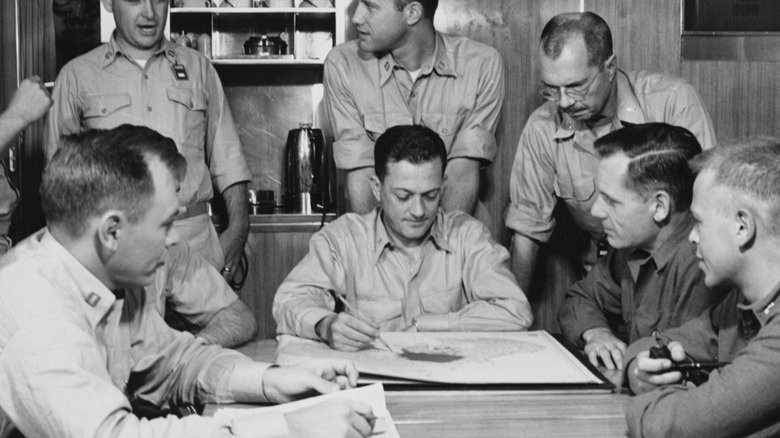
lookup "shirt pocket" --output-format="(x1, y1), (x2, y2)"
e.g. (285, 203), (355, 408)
(363, 112), (412, 143)
(166, 87), (208, 155)
(420, 113), (459, 151)
(354, 298), (403, 324)
(421, 286), (464, 314)
(553, 174), (596, 203)
(82, 93), (131, 120)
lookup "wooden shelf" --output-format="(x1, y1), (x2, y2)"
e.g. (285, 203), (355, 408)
(171, 7), (336, 14)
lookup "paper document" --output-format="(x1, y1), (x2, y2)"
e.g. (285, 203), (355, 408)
(214, 383), (400, 437)
(277, 331), (603, 385)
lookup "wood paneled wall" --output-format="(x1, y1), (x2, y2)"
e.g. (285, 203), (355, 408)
(433, 0), (780, 333)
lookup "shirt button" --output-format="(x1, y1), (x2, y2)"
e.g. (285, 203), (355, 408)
(101, 108), (107, 114)
(189, 102), (194, 108)
(105, 52), (111, 59)
(442, 128), (448, 134)
(147, 106), (152, 112)
(143, 73), (149, 80)
(410, 92), (416, 98)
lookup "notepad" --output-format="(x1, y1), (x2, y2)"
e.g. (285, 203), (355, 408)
(214, 383), (400, 437)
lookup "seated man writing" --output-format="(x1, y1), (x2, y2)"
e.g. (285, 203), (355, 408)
(274, 125), (532, 351)
(624, 139), (780, 437)
(559, 123), (725, 370)
(0, 125), (374, 438)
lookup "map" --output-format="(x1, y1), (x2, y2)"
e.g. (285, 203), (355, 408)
(276, 331), (604, 385)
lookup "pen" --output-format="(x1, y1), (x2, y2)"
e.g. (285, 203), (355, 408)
(668, 361), (730, 372)
(336, 295), (395, 353)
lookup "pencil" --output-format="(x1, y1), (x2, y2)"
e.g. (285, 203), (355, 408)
(336, 295), (395, 353)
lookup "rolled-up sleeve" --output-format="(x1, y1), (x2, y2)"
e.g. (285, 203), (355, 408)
(450, 219), (533, 331)
(323, 54), (375, 171)
(204, 61), (252, 193)
(161, 243), (238, 327)
(447, 49), (504, 163)
(505, 116), (559, 242)
(273, 232), (344, 339)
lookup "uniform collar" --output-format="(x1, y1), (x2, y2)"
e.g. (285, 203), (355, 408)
(738, 279), (780, 328)
(39, 229), (116, 330)
(371, 208), (452, 264)
(648, 213), (695, 271)
(377, 32), (457, 86)
(101, 32), (179, 69)
(552, 69), (648, 141)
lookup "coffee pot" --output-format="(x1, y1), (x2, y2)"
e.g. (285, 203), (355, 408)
(284, 123), (332, 214)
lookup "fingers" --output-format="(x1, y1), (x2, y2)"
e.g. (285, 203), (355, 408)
(584, 341), (625, 370)
(330, 314), (379, 351)
(633, 351), (684, 392)
(668, 341), (687, 362)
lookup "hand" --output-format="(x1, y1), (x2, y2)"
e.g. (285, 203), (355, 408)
(285, 400), (375, 438)
(317, 313), (379, 352)
(262, 359), (359, 403)
(582, 328), (627, 370)
(218, 222), (247, 283)
(629, 341), (687, 394)
(6, 76), (52, 127)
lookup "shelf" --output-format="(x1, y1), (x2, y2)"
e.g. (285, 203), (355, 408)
(213, 58), (324, 65)
(171, 7), (336, 14)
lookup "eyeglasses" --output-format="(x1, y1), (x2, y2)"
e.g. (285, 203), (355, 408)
(538, 57), (611, 102)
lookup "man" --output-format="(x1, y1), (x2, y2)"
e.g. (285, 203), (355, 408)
(324, 0), (504, 219)
(623, 139), (780, 437)
(558, 123), (724, 371)
(0, 76), (52, 255)
(0, 125), (374, 438)
(141, 239), (258, 347)
(45, 0), (250, 280)
(274, 125), (532, 351)
(506, 12), (716, 294)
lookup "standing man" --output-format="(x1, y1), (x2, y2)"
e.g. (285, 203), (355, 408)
(0, 125), (374, 438)
(0, 77), (52, 255)
(506, 12), (716, 296)
(324, 0), (504, 220)
(274, 125), (531, 351)
(45, 0), (251, 281)
(558, 123), (724, 370)
(624, 139), (780, 437)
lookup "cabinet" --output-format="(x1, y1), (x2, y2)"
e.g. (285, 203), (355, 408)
(169, 2), (345, 65)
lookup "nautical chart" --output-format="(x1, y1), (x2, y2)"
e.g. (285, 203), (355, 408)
(276, 331), (603, 385)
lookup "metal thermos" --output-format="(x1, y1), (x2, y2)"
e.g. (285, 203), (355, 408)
(283, 123), (332, 214)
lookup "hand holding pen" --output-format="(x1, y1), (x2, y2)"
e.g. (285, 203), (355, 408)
(314, 295), (391, 352)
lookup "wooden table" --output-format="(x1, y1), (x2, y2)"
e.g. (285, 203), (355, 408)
(220, 339), (630, 437)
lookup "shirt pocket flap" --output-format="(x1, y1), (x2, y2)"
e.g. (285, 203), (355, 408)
(554, 174), (596, 202)
(82, 93), (131, 118)
(421, 286), (464, 314)
(363, 113), (413, 140)
(166, 87), (208, 111)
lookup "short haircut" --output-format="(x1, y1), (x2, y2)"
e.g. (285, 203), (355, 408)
(41, 125), (186, 237)
(374, 125), (447, 181)
(394, 0), (438, 21)
(690, 137), (780, 235)
(594, 123), (702, 212)
(540, 12), (613, 67)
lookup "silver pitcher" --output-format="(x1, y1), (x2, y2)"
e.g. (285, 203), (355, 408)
(283, 123), (332, 214)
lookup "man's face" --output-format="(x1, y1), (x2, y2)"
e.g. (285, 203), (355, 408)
(590, 153), (660, 251)
(372, 158), (443, 249)
(689, 170), (739, 288)
(352, 0), (409, 53)
(539, 36), (613, 123)
(101, 0), (168, 59)
(110, 157), (181, 289)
